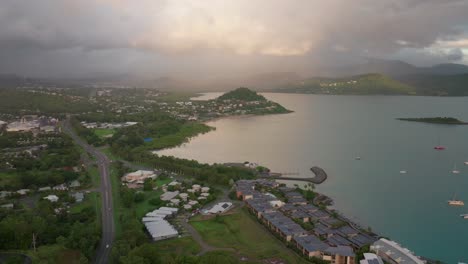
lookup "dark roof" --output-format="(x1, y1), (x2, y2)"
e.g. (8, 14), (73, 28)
(284, 191), (303, 199)
(336, 225), (358, 236)
(280, 203), (299, 213)
(313, 223), (334, 236)
(288, 197), (308, 204)
(300, 204), (319, 212)
(294, 235), (329, 252)
(319, 217), (343, 228)
(324, 245), (355, 257)
(326, 234), (353, 247)
(291, 210), (310, 219)
(348, 233), (377, 248)
(309, 210), (331, 219)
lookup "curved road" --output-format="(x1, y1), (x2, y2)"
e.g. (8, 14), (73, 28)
(62, 118), (114, 264)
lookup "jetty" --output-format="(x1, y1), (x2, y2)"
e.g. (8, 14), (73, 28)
(260, 166), (328, 184)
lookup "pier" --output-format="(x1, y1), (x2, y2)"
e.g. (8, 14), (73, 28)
(260, 166), (328, 184)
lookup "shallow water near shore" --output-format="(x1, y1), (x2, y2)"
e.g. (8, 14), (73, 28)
(158, 93), (468, 263)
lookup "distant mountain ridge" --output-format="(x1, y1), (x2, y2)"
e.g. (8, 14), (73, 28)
(272, 73), (415, 95)
(322, 59), (468, 77)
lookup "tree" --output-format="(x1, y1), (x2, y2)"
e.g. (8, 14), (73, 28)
(143, 178), (153, 191)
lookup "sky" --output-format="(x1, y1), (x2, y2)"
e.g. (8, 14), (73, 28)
(1, 0), (468, 78)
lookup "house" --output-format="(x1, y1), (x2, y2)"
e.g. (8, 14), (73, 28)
(0, 191), (12, 199)
(16, 189), (31, 195)
(38, 186), (52, 192)
(0, 203), (14, 209)
(360, 253), (384, 264)
(72, 192), (84, 203)
(53, 184), (68, 191)
(206, 202), (233, 214)
(44, 195), (59, 202)
(201, 187), (210, 193)
(69, 180), (81, 188)
(160, 191), (179, 201)
(192, 184), (201, 191)
(169, 199), (181, 206)
(179, 193), (188, 201)
(122, 170), (157, 184)
(323, 245), (355, 264)
(370, 238), (424, 264)
(294, 235), (329, 258)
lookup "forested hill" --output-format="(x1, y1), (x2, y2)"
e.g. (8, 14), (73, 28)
(273, 73), (415, 95)
(397, 73), (468, 96)
(217, 87), (267, 101)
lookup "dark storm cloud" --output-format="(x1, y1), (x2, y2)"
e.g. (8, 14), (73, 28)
(0, 0), (467, 77)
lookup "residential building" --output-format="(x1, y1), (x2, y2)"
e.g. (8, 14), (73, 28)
(371, 239), (425, 264)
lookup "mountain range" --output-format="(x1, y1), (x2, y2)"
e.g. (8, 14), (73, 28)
(1, 59), (468, 95)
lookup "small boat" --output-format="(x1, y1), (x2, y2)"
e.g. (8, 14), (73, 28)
(452, 164), (460, 174)
(434, 146), (446, 150)
(464, 160), (468, 165)
(399, 170), (407, 174)
(355, 156), (361, 160)
(460, 214), (468, 219)
(448, 200), (465, 206)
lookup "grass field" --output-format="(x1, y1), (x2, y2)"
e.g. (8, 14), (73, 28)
(0, 172), (17, 190)
(154, 237), (201, 256)
(93, 128), (115, 139)
(190, 207), (309, 263)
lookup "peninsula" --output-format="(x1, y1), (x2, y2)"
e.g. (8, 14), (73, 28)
(397, 117), (468, 125)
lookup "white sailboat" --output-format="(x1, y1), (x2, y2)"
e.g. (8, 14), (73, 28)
(448, 192), (464, 206)
(464, 159), (468, 165)
(452, 164), (460, 174)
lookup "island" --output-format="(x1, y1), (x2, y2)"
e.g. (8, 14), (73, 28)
(215, 87), (292, 115)
(396, 117), (468, 125)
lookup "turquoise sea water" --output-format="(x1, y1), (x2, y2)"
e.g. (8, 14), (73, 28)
(158, 93), (468, 263)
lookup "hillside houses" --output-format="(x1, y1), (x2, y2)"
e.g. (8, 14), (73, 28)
(236, 179), (378, 264)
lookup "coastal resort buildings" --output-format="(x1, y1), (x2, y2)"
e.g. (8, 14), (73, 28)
(371, 238), (425, 264)
(235, 179), (380, 264)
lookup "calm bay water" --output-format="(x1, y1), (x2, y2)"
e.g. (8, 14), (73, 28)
(158, 93), (468, 263)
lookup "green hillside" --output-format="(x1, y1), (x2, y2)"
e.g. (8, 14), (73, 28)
(217, 87), (267, 101)
(275, 73), (415, 95)
(398, 74), (468, 96)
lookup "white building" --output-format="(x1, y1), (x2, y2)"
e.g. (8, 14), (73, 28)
(122, 170), (157, 184)
(201, 187), (210, 193)
(144, 220), (178, 241)
(360, 253), (384, 264)
(179, 193), (188, 201)
(16, 189), (30, 195)
(142, 207), (179, 241)
(160, 191), (180, 201)
(44, 195), (59, 202)
(371, 239), (424, 264)
(206, 202), (233, 214)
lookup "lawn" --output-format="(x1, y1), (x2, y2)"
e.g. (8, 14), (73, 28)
(134, 189), (163, 218)
(0, 172), (17, 190)
(93, 128), (115, 139)
(190, 207), (309, 263)
(154, 237), (201, 256)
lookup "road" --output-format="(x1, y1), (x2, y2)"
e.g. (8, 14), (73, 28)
(62, 118), (114, 264)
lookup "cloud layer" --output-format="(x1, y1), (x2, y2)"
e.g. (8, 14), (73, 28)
(1, 0), (467, 77)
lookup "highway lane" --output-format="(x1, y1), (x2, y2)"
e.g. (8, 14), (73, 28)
(62, 118), (114, 264)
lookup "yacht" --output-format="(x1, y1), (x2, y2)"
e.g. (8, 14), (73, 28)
(452, 164), (460, 174)
(434, 146), (446, 150)
(460, 214), (468, 219)
(355, 156), (361, 160)
(399, 170), (407, 174)
(464, 160), (468, 165)
(448, 200), (465, 206)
